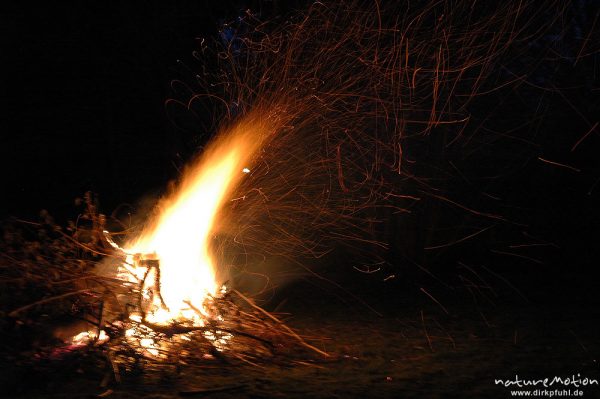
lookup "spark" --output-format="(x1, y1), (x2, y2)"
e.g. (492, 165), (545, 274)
(537, 157), (581, 173)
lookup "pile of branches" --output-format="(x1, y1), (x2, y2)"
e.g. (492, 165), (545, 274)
(0, 193), (327, 386)
(102, 287), (327, 374)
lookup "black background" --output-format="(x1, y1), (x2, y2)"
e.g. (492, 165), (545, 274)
(1, 1), (599, 299)
(2, 1), (307, 219)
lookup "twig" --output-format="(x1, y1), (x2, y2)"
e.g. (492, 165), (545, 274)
(232, 289), (329, 357)
(419, 287), (449, 315)
(8, 289), (92, 317)
(105, 351), (121, 383)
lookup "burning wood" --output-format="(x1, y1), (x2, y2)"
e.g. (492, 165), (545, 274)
(0, 194), (328, 384)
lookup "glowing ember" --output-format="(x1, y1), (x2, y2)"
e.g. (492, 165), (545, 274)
(71, 330), (109, 346)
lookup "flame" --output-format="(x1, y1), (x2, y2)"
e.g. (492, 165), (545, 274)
(122, 127), (262, 327)
(71, 115), (273, 355)
(119, 117), (273, 338)
(124, 151), (237, 323)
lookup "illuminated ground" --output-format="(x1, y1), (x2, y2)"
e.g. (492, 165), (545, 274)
(6, 276), (599, 399)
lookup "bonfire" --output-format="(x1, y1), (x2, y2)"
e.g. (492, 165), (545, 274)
(3, 114), (329, 380)
(2, 192), (328, 384)
(1, 0), (590, 393)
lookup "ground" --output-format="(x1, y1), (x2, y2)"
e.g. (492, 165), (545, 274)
(5, 274), (599, 399)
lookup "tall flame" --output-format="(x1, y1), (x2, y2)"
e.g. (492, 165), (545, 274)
(71, 115), (275, 353)
(122, 123), (264, 326)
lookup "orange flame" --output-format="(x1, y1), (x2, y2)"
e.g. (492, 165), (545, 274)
(72, 112), (277, 354)
(122, 123), (264, 326)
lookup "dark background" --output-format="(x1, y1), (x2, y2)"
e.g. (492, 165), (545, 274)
(1, 1), (599, 300)
(1, 1), (307, 220)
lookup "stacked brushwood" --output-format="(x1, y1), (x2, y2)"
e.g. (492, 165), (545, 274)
(0, 193), (327, 387)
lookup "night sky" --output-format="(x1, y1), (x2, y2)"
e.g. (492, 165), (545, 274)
(2, 1), (306, 219)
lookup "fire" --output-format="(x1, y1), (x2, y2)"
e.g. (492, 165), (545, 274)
(122, 148), (243, 324)
(122, 128), (261, 326)
(74, 118), (272, 354)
